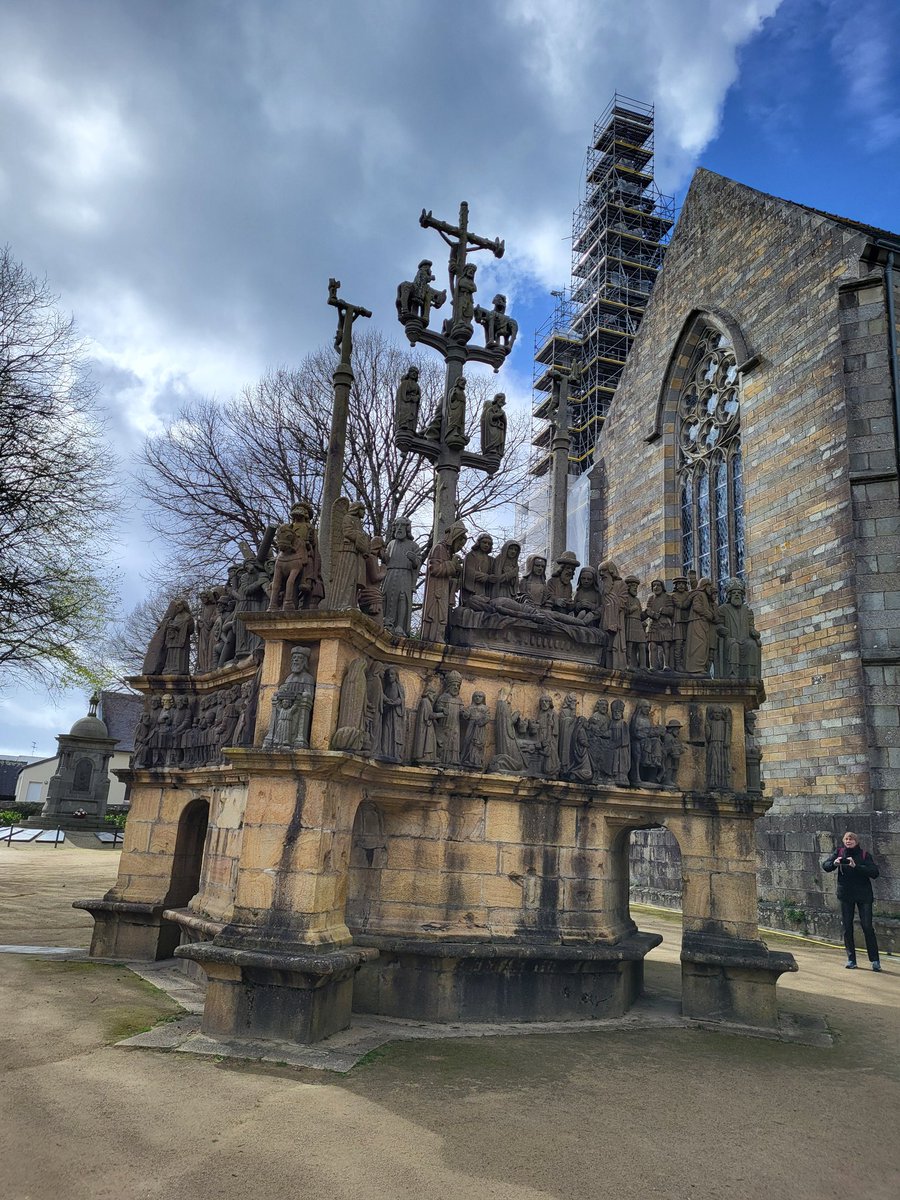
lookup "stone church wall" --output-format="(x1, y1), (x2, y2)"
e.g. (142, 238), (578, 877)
(601, 170), (899, 948)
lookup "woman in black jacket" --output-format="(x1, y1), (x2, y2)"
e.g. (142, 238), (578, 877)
(822, 831), (882, 971)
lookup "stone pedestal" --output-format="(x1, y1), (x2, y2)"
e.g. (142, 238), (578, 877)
(72, 898), (181, 961)
(352, 932), (661, 1022)
(680, 932), (797, 1028)
(175, 941), (377, 1044)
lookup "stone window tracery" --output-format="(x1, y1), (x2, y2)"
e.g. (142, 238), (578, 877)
(677, 327), (745, 592)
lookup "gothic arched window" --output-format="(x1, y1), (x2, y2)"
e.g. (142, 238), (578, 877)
(677, 327), (745, 593)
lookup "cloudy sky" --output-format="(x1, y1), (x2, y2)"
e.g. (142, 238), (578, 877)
(2, 0), (899, 756)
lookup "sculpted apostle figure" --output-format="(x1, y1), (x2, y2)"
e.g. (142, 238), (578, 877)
(421, 521), (467, 641)
(195, 589), (219, 673)
(480, 393), (507, 459)
(623, 576), (646, 670)
(434, 670), (465, 767)
(670, 576), (691, 671)
(143, 597), (194, 676)
(684, 578), (719, 675)
(544, 552), (580, 612)
(645, 579), (675, 671)
(461, 534), (495, 608)
(598, 561), (627, 670)
(394, 366), (421, 435)
(381, 516), (423, 636)
(412, 676), (441, 765)
(461, 691), (490, 770)
(715, 578), (762, 680)
(329, 499), (370, 610)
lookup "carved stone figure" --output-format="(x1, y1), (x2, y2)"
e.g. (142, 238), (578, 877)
(381, 517), (423, 636)
(396, 259), (446, 325)
(461, 534), (495, 608)
(359, 536), (387, 628)
(536, 693), (560, 777)
(132, 695), (161, 769)
(421, 521), (466, 641)
(558, 693), (579, 776)
(716, 578), (762, 680)
(474, 294), (518, 352)
(491, 540), (521, 601)
(568, 716), (593, 783)
(434, 670), (465, 767)
(480, 393), (507, 459)
(670, 576), (691, 672)
(229, 550), (273, 658)
(544, 552), (580, 612)
(609, 699), (630, 786)
(262, 645), (315, 751)
(645, 579), (675, 671)
(445, 375), (469, 448)
(623, 576), (646, 671)
(195, 589), (220, 673)
(457, 263), (478, 323)
(364, 661), (386, 753)
(380, 667), (406, 762)
(685, 578), (719, 675)
(394, 366), (421, 434)
(521, 555), (548, 606)
(461, 691), (490, 770)
(213, 592), (237, 669)
(268, 500), (323, 612)
(151, 694), (175, 767)
(745, 711), (763, 793)
(489, 688), (527, 774)
(598, 561), (627, 670)
(143, 597), (194, 676)
(170, 693), (194, 767)
(329, 499), (370, 609)
(233, 670), (261, 747)
(573, 568), (602, 620)
(213, 685), (242, 760)
(331, 657), (369, 752)
(661, 720), (684, 788)
(705, 704), (733, 791)
(628, 699), (654, 786)
(412, 676), (441, 765)
(587, 698), (612, 782)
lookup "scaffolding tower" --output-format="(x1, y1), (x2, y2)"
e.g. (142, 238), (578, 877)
(530, 94), (674, 478)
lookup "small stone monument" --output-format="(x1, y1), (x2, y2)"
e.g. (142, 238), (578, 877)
(41, 694), (117, 825)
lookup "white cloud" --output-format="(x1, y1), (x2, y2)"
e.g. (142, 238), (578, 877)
(828, 0), (900, 150)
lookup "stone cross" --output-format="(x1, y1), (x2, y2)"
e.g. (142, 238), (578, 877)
(395, 201), (515, 543)
(320, 278), (372, 598)
(548, 366), (573, 563)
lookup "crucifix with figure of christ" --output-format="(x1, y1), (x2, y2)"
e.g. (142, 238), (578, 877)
(394, 201), (518, 543)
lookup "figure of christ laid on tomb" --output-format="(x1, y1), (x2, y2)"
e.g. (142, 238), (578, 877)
(329, 499), (370, 610)
(661, 720), (684, 788)
(520, 555), (548, 605)
(598, 561), (627, 670)
(394, 366), (421, 435)
(262, 645), (316, 751)
(267, 500), (324, 612)
(744, 711), (763, 793)
(544, 552), (580, 612)
(623, 576), (646, 671)
(684, 578), (719, 675)
(330, 657), (369, 752)
(461, 691), (490, 770)
(411, 676), (441, 765)
(670, 576), (691, 672)
(587, 699), (612, 782)
(536, 693), (561, 777)
(363, 661), (386, 753)
(421, 521), (466, 641)
(573, 568), (602, 621)
(381, 517), (424, 637)
(491, 540), (521, 600)
(488, 688), (527, 774)
(195, 589), (219, 672)
(433, 670), (465, 767)
(461, 534), (496, 608)
(379, 668), (407, 762)
(645, 579), (675, 671)
(705, 704), (733, 791)
(558, 693), (579, 775)
(143, 597), (195, 676)
(479, 393), (507, 459)
(358, 536), (388, 627)
(609, 699), (631, 786)
(716, 578), (762, 680)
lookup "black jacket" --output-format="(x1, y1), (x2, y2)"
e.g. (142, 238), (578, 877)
(822, 844), (879, 902)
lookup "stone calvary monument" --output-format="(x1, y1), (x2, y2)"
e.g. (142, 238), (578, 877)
(77, 203), (794, 1047)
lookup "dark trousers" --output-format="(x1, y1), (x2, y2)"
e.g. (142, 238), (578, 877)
(840, 899), (880, 962)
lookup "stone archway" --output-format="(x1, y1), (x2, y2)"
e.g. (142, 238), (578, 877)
(346, 799), (387, 935)
(164, 797), (210, 908)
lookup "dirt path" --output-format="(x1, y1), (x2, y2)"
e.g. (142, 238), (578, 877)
(1, 845), (898, 1200)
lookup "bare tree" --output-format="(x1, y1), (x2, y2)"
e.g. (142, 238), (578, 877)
(0, 247), (118, 689)
(139, 329), (530, 582)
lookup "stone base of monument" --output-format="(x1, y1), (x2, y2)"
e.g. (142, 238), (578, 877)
(24, 813), (108, 831)
(351, 931), (662, 1023)
(680, 932), (798, 1029)
(73, 898), (182, 961)
(174, 941), (378, 1044)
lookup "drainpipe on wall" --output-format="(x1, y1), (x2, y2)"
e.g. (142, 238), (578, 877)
(871, 239), (900, 495)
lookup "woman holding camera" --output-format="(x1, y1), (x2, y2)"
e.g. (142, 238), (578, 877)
(822, 831), (881, 971)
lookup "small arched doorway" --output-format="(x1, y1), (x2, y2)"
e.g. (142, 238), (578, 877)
(623, 823), (685, 1008)
(165, 797), (210, 908)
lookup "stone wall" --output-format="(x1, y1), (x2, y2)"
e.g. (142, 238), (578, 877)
(600, 170), (900, 940)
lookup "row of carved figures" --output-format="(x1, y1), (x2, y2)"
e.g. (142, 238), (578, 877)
(329, 657), (764, 793)
(132, 671), (261, 769)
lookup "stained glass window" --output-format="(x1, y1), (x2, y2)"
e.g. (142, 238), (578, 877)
(676, 327), (744, 589)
